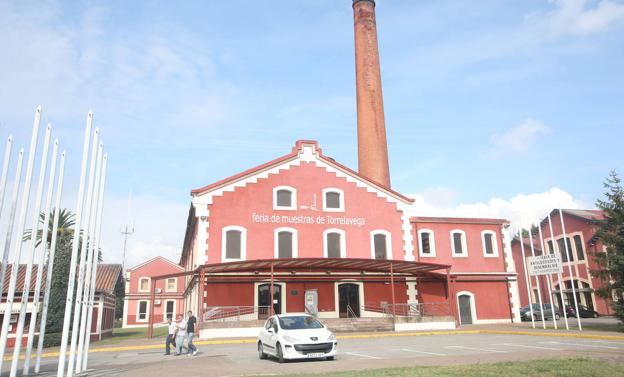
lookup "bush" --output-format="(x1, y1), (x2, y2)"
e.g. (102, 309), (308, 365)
(34, 332), (65, 348)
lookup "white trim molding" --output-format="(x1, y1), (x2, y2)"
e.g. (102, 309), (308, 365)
(136, 299), (149, 323)
(164, 299), (176, 321)
(138, 277), (151, 293)
(323, 228), (347, 258)
(272, 185), (297, 211)
(274, 227), (298, 258)
(456, 291), (477, 325)
(221, 225), (248, 262)
(481, 230), (499, 258)
(322, 188), (345, 212)
(370, 230), (392, 260)
(165, 277), (177, 292)
(253, 281), (286, 315)
(417, 228), (436, 258)
(450, 229), (468, 258)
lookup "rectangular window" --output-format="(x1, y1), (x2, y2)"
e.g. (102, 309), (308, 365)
(374, 234), (387, 259)
(325, 192), (341, 209)
(166, 278), (176, 292)
(139, 278), (149, 292)
(573, 235), (585, 261)
(165, 301), (175, 320)
(225, 230), (242, 259)
(453, 233), (463, 254)
(278, 232), (293, 258)
(276, 190), (292, 207)
(138, 301), (148, 321)
(327, 233), (341, 258)
(484, 233), (494, 255)
(420, 233), (431, 254)
(557, 237), (574, 262)
(548, 240), (554, 253)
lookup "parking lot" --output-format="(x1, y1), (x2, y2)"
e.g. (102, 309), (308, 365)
(20, 331), (624, 377)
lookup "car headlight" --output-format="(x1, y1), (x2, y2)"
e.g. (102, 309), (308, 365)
(283, 335), (299, 343)
(327, 333), (336, 342)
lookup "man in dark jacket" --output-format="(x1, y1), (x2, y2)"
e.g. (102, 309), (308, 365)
(186, 310), (198, 356)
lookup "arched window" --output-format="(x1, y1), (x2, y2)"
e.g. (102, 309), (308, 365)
(481, 230), (499, 257)
(274, 227), (298, 258)
(273, 186), (297, 210)
(322, 188), (345, 212)
(417, 229), (436, 257)
(450, 229), (468, 257)
(370, 230), (391, 260)
(222, 226), (247, 261)
(324, 229), (346, 258)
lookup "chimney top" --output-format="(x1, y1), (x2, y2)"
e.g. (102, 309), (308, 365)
(353, 0), (375, 6)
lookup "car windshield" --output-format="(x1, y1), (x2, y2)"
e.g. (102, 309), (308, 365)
(278, 316), (324, 330)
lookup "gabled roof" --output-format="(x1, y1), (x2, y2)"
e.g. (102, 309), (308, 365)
(560, 209), (605, 222)
(410, 216), (509, 225)
(127, 256), (184, 272)
(190, 140), (414, 204)
(1, 265), (47, 293)
(95, 264), (122, 294)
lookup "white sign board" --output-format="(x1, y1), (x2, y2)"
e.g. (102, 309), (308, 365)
(528, 254), (563, 276)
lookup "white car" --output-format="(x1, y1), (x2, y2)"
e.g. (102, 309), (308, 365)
(257, 314), (337, 362)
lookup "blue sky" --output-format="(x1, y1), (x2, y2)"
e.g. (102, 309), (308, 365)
(1, 0), (623, 265)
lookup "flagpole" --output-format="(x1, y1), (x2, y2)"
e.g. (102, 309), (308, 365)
(57, 112), (93, 377)
(559, 208), (582, 331)
(0, 106), (42, 371)
(527, 226), (546, 329)
(548, 212), (569, 330)
(537, 222), (558, 329)
(0, 149), (23, 297)
(0, 136), (13, 221)
(36, 151), (65, 374)
(518, 229), (535, 328)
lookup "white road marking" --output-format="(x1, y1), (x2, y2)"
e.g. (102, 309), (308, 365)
(343, 351), (382, 359)
(541, 341), (620, 349)
(399, 348), (446, 356)
(445, 345), (508, 353)
(588, 340), (624, 345)
(494, 343), (562, 351)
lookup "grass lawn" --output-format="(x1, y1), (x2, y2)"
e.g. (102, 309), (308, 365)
(97, 326), (168, 345)
(263, 358), (624, 377)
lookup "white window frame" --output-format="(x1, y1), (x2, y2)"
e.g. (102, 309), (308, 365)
(274, 227), (298, 258)
(136, 300), (149, 322)
(138, 277), (150, 293)
(456, 291), (477, 325)
(165, 277), (177, 292)
(450, 229), (468, 258)
(417, 229), (436, 257)
(164, 299), (176, 320)
(322, 188), (345, 212)
(481, 230), (499, 258)
(370, 230), (392, 260)
(323, 228), (347, 258)
(273, 185), (297, 211)
(221, 225), (247, 262)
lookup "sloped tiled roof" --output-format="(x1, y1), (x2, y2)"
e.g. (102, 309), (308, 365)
(1, 265), (47, 293)
(562, 209), (606, 222)
(95, 264), (122, 294)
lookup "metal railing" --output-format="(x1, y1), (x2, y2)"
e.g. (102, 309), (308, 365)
(203, 306), (271, 322)
(382, 302), (451, 319)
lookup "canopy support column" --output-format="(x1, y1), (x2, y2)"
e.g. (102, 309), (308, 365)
(270, 263), (275, 316)
(147, 279), (156, 338)
(390, 262), (396, 319)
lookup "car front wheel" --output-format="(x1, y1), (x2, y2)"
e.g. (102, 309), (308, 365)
(276, 342), (285, 363)
(555, 313), (560, 320)
(258, 342), (267, 360)
(326, 356), (335, 361)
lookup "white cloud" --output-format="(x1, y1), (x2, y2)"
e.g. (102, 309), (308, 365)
(490, 118), (550, 154)
(537, 0), (624, 37)
(408, 187), (587, 231)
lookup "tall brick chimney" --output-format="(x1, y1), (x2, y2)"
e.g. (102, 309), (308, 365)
(353, 0), (390, 187)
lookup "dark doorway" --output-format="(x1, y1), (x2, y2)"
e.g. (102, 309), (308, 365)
(338, 283), (360, 318)
(458, 294), (473, 325)
(258, 283), (282, 317)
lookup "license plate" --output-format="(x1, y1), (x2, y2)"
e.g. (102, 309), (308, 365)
(307, 353), (325, 358)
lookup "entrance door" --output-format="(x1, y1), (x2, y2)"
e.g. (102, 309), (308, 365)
(338, 283), (360, 318)
(258, 284), (282, 317)
(458, 294), (473, 324)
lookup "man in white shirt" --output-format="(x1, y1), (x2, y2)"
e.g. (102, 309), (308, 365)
(175, 314), (187, 356)
(165, 317), (176, 355)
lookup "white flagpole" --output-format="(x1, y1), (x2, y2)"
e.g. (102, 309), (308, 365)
(559, 208), (582, 331)
(82, 153), (107, 371)
(0, 148), (23, 297)
(518, 229), (535, 328)
(537, 222), (558, 329)
(75, 142), (103, 373)
(57, 113), (93, 377)
(10, 124), (52, 377)
(0, 136), (13, 221)
(23, 139), (58, 375)
(528, 226), (546, 329)
(0, 106), (42, 371)
(66, 128), (99, 377)
(548, 213), (569, 330)
(36, 151), (65, 374)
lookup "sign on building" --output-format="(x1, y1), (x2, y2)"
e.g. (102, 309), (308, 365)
(528, 254), (563, 276)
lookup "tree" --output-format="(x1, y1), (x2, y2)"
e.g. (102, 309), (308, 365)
(592, 170), (624, 324)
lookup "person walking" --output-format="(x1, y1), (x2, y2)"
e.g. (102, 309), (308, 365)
(175, 314), (187, 356)
(164, 317), (176, 355)
(186, 310), (198, 356)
